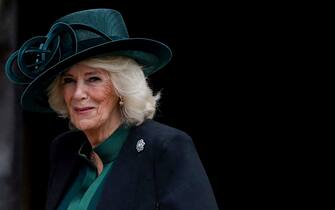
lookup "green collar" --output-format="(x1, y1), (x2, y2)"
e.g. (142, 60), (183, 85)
(79, 124), (130, 164)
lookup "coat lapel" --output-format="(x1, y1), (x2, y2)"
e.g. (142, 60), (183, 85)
(46, 151), (82, 210)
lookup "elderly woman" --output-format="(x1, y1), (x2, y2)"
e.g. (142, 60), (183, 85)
(5, 9), (219, 210)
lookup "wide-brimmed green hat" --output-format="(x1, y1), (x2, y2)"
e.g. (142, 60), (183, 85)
(5, 8), (172, 112)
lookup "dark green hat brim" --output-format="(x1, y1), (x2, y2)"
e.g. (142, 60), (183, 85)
(20, 38), (172, 112)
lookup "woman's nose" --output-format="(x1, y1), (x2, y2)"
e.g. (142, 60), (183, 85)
(73, 82), (88, 100)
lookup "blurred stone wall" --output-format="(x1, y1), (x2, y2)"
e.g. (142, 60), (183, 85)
(0, 0), (19, 209)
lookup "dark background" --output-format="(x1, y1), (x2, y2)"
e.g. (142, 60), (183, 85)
(16, 0), (231, 209)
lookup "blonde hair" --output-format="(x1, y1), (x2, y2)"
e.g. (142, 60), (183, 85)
(47, 56), (160, 125)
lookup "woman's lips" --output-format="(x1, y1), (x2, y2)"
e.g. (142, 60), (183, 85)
(73, 107), (95, 114)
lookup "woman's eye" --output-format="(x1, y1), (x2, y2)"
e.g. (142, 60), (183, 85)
(88, 77), (101, 82)
(62, 77), (75, 84)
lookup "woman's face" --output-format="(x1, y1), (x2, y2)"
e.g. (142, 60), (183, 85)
(62, 63), (121, 132)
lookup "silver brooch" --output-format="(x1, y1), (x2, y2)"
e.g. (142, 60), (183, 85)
(136, 139), (145, 152)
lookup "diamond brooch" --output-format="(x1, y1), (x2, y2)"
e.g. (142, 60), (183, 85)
(136, 139), (145, 152)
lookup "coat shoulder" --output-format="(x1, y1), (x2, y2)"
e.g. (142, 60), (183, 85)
(137, 120), (192, 141)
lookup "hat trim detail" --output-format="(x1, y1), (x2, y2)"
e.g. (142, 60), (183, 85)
(5, 22), (116, 85)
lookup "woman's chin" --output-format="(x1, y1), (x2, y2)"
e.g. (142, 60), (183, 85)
(72, 120), (97, 131)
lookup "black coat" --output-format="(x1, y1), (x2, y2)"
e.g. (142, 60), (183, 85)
(45, 120), (219, 210)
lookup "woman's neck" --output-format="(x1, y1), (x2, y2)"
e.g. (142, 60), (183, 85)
(84, 118), (122, 148)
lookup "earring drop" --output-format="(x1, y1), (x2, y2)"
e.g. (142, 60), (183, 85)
(119, 97), (124, 106)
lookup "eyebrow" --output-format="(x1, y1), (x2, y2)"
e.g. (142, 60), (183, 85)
(62, 71), (103, 77)
(85, 71), (102, 76)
